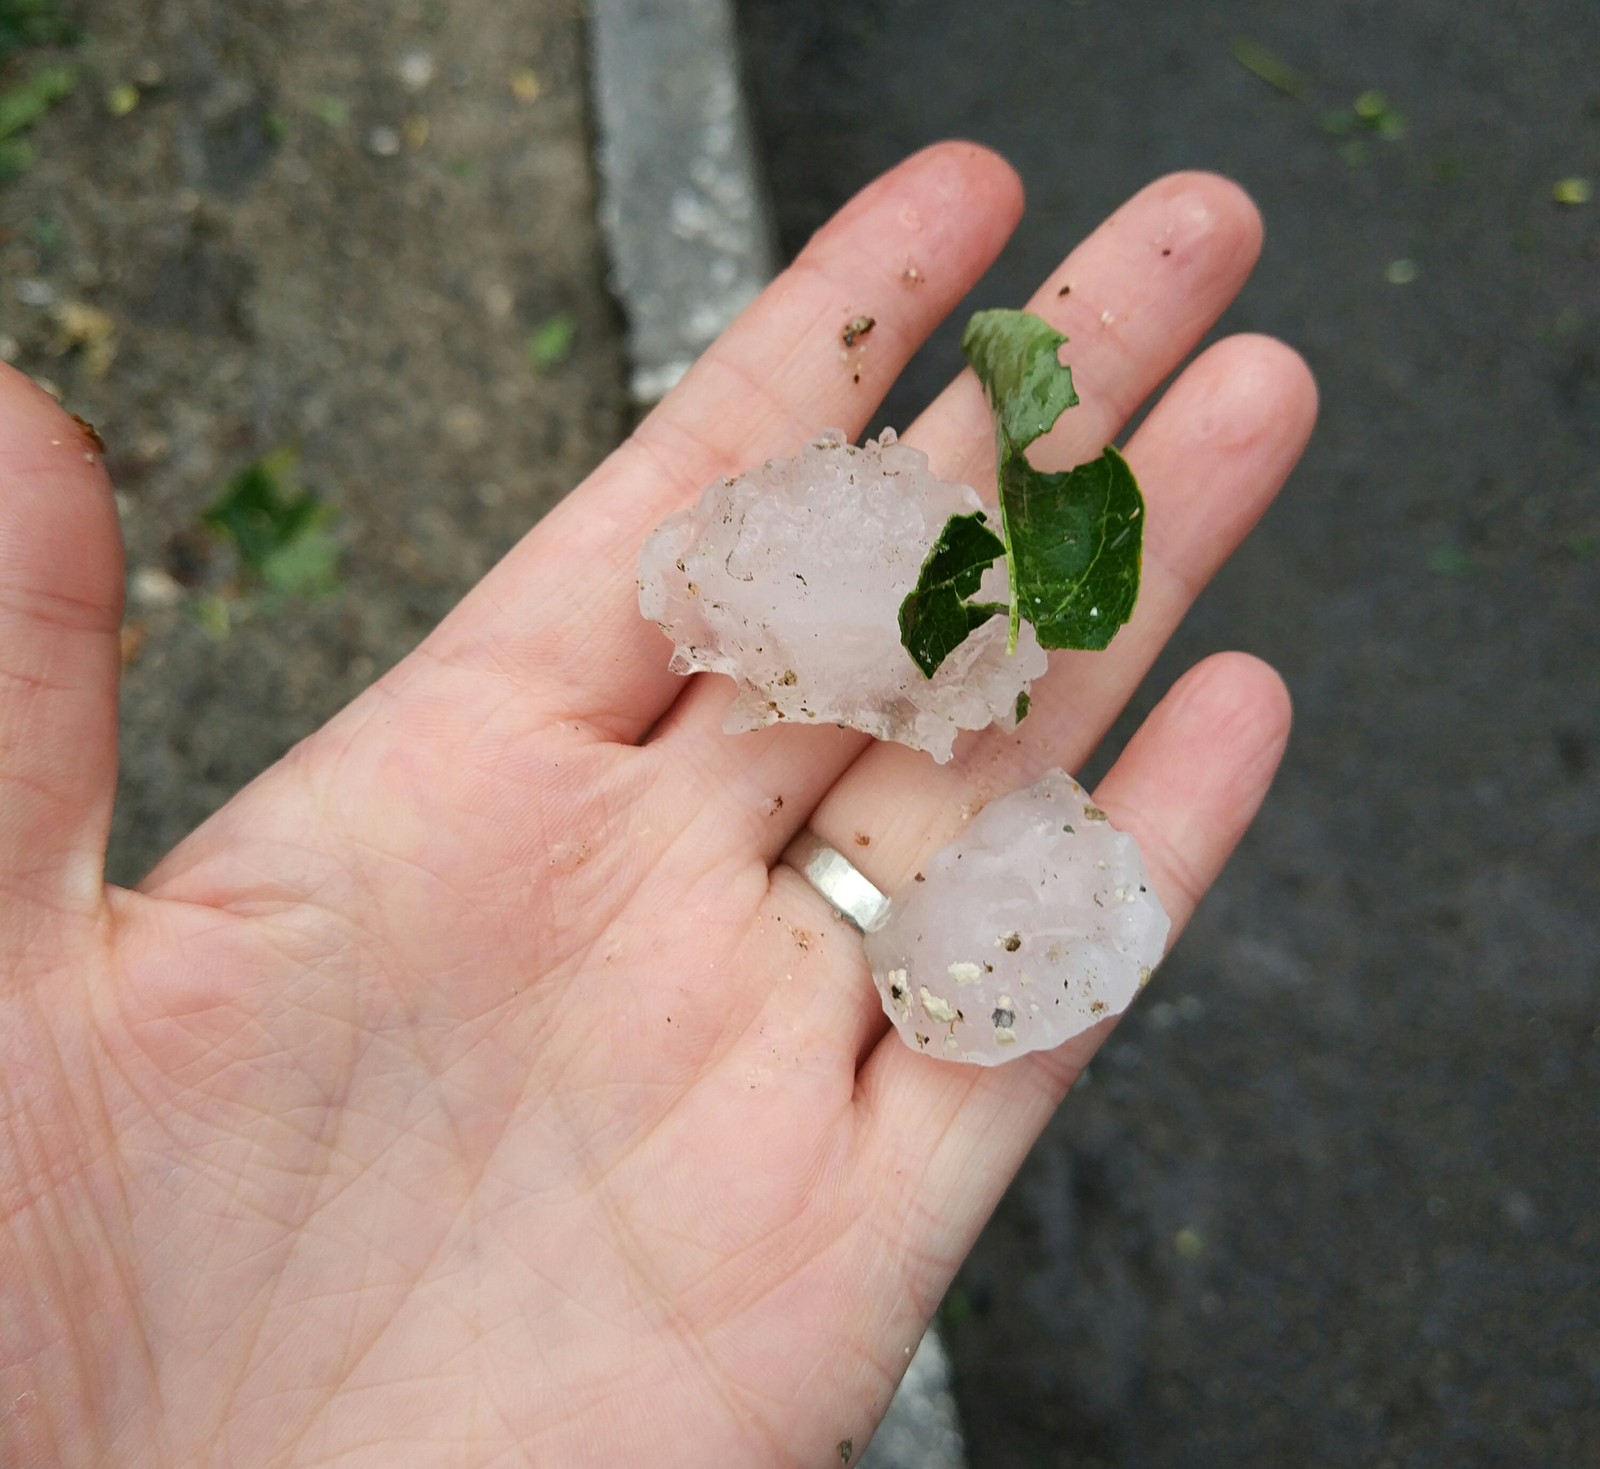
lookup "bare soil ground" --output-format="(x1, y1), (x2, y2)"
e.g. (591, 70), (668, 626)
(0, 0), (626, 883)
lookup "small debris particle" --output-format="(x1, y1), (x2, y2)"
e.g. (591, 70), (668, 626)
(106, 83), (140, 118)
(993, 1028), (1018, 1046)
(997, 931), (1022, 952)
(992, 998), (1016, 1028)
(901, 261), (924, 285)
(920, 987), (959, 1024)
(129, 566), (184, 609)
(398, 49), (437, 92)
(842, 314), (876, 348)
(1138, 965), (1154, 988)
(686, 582), (700, 597)
(887, 970), (909, 1005)
(764, 794), (784, 815)
(793, 928), (813, 952)
(1099, 309), (1116, 326)
(52, 301), (118, 378)
(839, 1439), (854, 1463)
(947, 961), (983, 987)
(1161, 247), (1172, 257)
(1090, 999), (1107, 1016)
(915, 1033), (930, 1050)
(1553, 176), (1592, 206)
(913, 872), (925, 883)
(1083, 804), (1109, 822)
(779, 668), (797, 686)
(1057, 282), (1072, 296)
(529, 312), (577, 371)
(70, 414), (106, 454)
(119, 622), (147, 666)
(1228, 36), (1312, 99)
(853, 832), (871, 847)
(1063, 823), (1075, 835)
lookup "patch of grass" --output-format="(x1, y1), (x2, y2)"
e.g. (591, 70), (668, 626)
(204, 449), (342, 599)
(0, 60), (74, 137)
(0, 60), (73, 180)
(0, 0), (78, 183)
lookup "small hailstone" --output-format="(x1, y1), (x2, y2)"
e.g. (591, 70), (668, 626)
(863, 769), (1170, 1066)
(637, 428), (1046, 763)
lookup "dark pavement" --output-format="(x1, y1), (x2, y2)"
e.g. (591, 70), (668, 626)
(737, 3), (1599, 1465)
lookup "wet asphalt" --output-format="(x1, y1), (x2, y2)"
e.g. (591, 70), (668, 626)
(736, 2), (1599, 1465)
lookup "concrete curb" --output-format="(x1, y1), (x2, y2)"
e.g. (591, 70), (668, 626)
(586, 0), (776, 403)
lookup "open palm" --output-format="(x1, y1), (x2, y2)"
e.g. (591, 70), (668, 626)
(1, 146), (1314, 1467)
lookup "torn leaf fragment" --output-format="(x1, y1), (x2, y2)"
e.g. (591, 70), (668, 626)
(863, 769), (1170, 1065)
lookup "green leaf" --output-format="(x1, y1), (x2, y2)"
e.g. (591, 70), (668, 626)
(961, 309), (1078, 454)
(0, 63), (75, 142)
(898, 511), (1006, 677)
(1003, 445), (1143, 651)
(1228, 37), (1312, 100)
(528, 312), (577, 371)
(967, 309), (1144, 653)
(204, 448), (342, 598)
(897, 310), (1146, 676)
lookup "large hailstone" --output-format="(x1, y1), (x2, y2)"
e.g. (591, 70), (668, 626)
(637, 428), (1046, 763)
(863, 769), (1171, 1066)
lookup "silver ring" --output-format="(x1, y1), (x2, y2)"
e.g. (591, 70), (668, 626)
(779, 830), (891, 933)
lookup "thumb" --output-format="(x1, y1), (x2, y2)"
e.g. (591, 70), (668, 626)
(0, 365), (124, 924)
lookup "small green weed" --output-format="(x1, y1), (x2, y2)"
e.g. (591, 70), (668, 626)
(204, 449), (342, 599)
(528, 312), (577, 372)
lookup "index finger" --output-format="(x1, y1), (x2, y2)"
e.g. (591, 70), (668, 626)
(414, 143), (1026, 741)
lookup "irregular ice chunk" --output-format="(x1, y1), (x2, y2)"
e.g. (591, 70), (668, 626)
(864, 769), (1170, 1066)
(637, 429), (1046, 763)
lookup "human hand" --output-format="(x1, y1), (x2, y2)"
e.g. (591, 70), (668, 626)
(0, 144), (1314, 1467)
